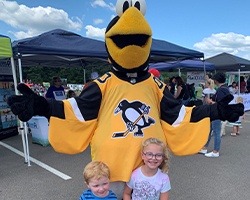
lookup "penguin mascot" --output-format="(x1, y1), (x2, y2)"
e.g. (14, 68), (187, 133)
(8, 0), (244, 198)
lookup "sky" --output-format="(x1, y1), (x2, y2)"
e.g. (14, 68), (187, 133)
(0, 0), (250, 60)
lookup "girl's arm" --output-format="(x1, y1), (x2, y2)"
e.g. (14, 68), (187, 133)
(160, 191), (169, 200)
(123, 184), (132, 200)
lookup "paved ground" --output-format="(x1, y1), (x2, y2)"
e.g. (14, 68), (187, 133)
(1, 113), (250, 200)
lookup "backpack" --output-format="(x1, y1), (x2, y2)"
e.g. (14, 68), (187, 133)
(186, 83), (203, 107)
(186, 83), (196, 100)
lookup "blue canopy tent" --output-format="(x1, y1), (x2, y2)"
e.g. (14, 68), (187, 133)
(150, 38), (204, 62)
(12, 29), (204, 69)
(12, 29), (108, 67)
(149, 59), (215, 72)
(12, 29), (110, 83)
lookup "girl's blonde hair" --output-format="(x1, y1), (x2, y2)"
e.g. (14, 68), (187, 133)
(236, 96), (243, 104)
(83, 161), (110, 184)
(206, 78), (215, 90)
(141, 137), (170, 173)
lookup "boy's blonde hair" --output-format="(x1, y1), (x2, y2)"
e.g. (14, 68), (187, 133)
(236, 96), (243, 104)
(83, 161), (110, 184)
(141, 137), (170, 173)
(206, 78), (215, 90)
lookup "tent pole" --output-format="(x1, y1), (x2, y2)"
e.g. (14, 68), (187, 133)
(202, 57), (207, 78)
(17, 56), (31, 166)
(238, 69), (240, 95)
(84, 65), (86, 84)
(10, 58), (30, 165)
(10, 57), (18, 95)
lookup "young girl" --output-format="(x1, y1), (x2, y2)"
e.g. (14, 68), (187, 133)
(229, 96), (245, 136)
(123, 137), (171, 200)
(201, 79), (216, 104)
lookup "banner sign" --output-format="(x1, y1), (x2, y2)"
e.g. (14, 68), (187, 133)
(0, 60), (18, 140)
(187, 71), (205, 87)
(231, 94), (250, 112)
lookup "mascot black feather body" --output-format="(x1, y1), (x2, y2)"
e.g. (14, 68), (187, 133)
(8, 0), (244, 195)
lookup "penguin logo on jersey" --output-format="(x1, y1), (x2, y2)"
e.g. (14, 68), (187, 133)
(112, 99), (155, 138)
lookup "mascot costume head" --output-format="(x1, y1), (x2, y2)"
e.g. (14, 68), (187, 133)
(7, 0), (244, 198)
(105, 0), (151, 74)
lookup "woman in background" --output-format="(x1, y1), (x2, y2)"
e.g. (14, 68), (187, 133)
(45, 76), (65, 100)
(201, 79), (216, 104)
(168, 76), (176, 96)
(174, 76), (190, 105)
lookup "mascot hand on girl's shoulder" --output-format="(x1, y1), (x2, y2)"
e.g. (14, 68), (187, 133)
(211, 94), (244, 122)
(7, 83), (50, 122)
(218, 94), (244, 122)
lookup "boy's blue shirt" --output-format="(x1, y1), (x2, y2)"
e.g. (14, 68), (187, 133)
(79, 189), (117, 200)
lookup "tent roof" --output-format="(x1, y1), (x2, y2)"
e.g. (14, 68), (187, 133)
(149, 59), (215, 71)
(205, 52), (250, 71)
(12, 29), (107, 58)
(12, 29), (204, 67)
(0, 34), (13, 58)
(12, 29), (108, 67)
(150, 38), (204, 62)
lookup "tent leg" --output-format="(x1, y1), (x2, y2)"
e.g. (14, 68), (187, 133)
(17, 56), (31, 166)
(24, 122), (31, 166)
(19, 121), (31, 166)
(238, 69), (240, 95)
(19, 121), (28, 163)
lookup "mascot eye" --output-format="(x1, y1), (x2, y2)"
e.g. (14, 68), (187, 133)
(131, 0), (146, 16)
(116, 0), (132, 17)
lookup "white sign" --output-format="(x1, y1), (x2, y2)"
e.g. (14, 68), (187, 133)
(53, 91), (65, 101)
(187, 72), (205, 87)
(232, 94), (250, 112)
(0, 60), (12, 75)
(67, 84), (84, 91)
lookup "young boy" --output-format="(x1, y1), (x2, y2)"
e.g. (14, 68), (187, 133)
(79, 161), (117, 200)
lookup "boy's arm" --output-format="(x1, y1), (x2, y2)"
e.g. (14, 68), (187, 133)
(123, 184), (132, 200)
(160, 192), (169, 200)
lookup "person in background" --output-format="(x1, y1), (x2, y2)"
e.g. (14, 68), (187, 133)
(174, 76), (190, 105)
(239, 76), (246, 93)
(83, 72), (99, 90)
(229, 96), (245, 136)
(66, 90), (76, 99)
(199, 73), (212, 89)
(45, 76), (65, 100)
(79, 161), (117, 200)
(246, 76), (250, 93)
(199, 72), (230, 158)
(123, 137), (171, 200)
(228, 81), (238, 95)
(201, 79), (216, 104)
(168, 76), (176, 96)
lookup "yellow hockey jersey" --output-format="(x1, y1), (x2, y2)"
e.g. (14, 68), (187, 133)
(48, 71), (211, 182)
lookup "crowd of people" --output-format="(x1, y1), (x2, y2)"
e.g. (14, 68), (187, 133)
(22, 77), (78, 100)
(198, 72), (245, 158)
(148, 70), (245, 159)
(228, 75), (250, 94)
